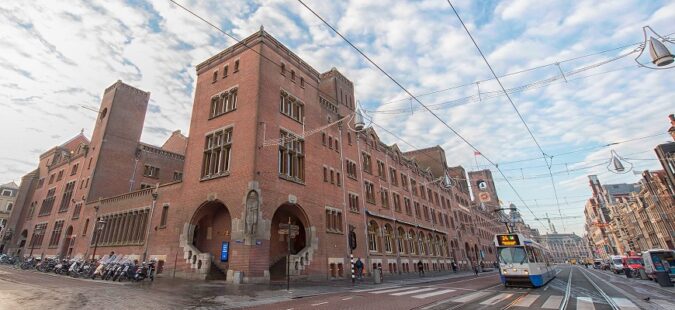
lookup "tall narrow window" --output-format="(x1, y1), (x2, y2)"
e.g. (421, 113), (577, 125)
(38, 188), (57, 216)
(278, 130), (305, 182)
(72, 203), (82, 220)
(380, 188), (389, 208)
(202, 127), (233, 179)
(143, 165), (160, 178)
(234, 59), (239, 72)
(48, 220), (64, 248)
(223, 65), (229, 77)
(160, 204), (169, 228)
(279, 92), (304, 123)
(362, 153), (372, 174)
(212, 70), (218, 83)
(291, 70), (295, 81)
(300, 77), (305, 87)
(280, 63), (286, 75)
(58, 181), (75, 213)
(209, 88), (238, 118)
(367, 221), (379, 252)
(348, 193), (360, 212)
(365, 181), (375, 204)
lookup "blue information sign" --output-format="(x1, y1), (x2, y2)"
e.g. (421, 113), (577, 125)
(220, 241), (229, 262)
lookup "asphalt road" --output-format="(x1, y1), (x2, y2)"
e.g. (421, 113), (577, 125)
(1, 265), (672, 310)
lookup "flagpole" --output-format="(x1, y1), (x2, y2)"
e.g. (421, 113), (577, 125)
(474, 152), (480, 170)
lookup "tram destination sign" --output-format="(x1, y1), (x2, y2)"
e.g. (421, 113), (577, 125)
(497, 234), (520, 246)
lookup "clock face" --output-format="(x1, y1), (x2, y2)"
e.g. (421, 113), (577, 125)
(477, 180), (487, 190)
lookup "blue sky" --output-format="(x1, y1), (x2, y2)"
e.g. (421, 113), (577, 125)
(1, 0), (674, 235)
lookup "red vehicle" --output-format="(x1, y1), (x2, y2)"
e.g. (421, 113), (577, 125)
(622, 256), (644, 276)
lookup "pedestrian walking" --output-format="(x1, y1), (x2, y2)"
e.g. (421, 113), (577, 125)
(417, 261), (424, 277)
(451, 261), (457, 273)
(473, 263), (479, 276)
(355, 257), (364, 280)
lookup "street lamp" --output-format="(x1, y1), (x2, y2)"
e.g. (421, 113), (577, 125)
(90, 219), (106, 261)
(635, 26), (674, 69)
(28, 226), (44, 258)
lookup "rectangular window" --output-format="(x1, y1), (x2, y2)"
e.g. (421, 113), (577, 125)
(365, 181), (375, 204)
(428, 189), (433, 203)
(377, 161), (386, 181)
(48, 220), (64, 248)
(393, 193), (401, 212)
(411, 180), (418, 196)
(209, 88), (238, 118)
(140, 183), (153, 190)
(380, 188), (389, 208)
(279, 92), (304, 123)
(82, 218), (89, 236)
(420, 185), (426, 200)
(389, 168), (398, 186)
(160, 204), (169, 228)
(212, 70), (218, 83)
(56, 170), (64, 181)
(70, 164), (79, 176)
(223, 64), (229, 77)
(30, 223), (48, 249)
(38, 188), (57, 216)
(234, 59), (239, 72)
(348, 193), (360, 212)
(202, 127), (233, 179)
(72, 203), (82, 220)
(414, 202), (421, 219)
(278, 130), (305, 182)
(323, 167), (328, 182)
(423, 205), (430, 221)
(58, 181), (75, 213)
(37, 178), (45, 188)
(337, 172), (342, 187)
(362, 153), (372, 174)
(404, 198), (412, 215)
(431, 209), (437, 224)
(143, 165), (160, 178)
(173, 171), (183, 181)
(400, 174), (408, 191)
(346, 160), (357, 179)
(48, 174), (55, 185)
(330, 169), (335, 184)
(325, 208), (343, 233)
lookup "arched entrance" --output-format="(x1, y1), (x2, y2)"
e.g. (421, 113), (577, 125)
(269, 203), (310, 280)
(59, 226), (73, 258)
(190, 200), (231, 276)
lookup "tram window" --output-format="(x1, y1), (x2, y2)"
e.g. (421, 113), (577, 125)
(498, 247), (527, 264)
(532, 247), (543, 263)
(525, 246), (536, 263)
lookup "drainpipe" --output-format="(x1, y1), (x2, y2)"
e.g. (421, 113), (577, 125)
(142, 184), (159, 262)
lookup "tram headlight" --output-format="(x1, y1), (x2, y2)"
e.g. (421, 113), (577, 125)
(512, 268), (517, 272)
(524, 269), (529, 274)
(503, 269), (508, 274)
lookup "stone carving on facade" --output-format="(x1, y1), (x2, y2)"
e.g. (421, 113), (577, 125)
(245, 190), (259, 237)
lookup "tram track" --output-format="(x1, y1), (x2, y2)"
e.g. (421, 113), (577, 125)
(561, 266), (621, 310)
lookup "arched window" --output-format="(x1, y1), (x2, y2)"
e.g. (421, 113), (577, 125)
(383, 224), (393, 253)
(418, 232), (426, 255)
(397, 227), (406, 254)
(368, 220), (379, 252)
(408, 230), (416, 255)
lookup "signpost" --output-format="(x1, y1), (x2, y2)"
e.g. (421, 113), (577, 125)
(278, 217), (299, 291)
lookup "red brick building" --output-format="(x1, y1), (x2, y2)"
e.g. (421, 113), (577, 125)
(6, 29), (503, 283)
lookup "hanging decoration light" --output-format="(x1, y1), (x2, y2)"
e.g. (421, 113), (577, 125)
(353, 101), (366, 132)
(607, 150), (633, 174)
(634, 26), (675, 69)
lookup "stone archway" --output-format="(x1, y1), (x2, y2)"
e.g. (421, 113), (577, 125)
(59, 226), (73, 258)
(269, 203), (310, 280)
(189, 200), (232, 276)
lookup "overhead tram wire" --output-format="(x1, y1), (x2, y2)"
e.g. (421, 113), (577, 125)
(445, 0), (565, 231)
(296, 0), (549, 231)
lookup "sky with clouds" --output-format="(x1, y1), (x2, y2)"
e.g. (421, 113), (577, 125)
(1, 0), (673, 235)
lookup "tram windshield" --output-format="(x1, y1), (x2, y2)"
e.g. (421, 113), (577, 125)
(498, 246), (528, 264)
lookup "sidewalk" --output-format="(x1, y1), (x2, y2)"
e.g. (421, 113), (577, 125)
(181, 270), (497, 309)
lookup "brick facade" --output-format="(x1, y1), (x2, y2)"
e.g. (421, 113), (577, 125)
(5, 29), (505, 283)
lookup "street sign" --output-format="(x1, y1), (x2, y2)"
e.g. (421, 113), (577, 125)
(220, 241), (229, 262)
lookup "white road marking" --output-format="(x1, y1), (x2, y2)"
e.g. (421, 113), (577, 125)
(452, 291), (491, 303)
(541, 295), (563, 309)
(479, 293), (513, 305)
(311, 301), (328, 306)
(512, 294), (539, 307)
(412, 289), (456, 299)
(652, 299), (675, 310)
(370, 286), (418, 294)
(353, 285), (400, 292)
(576, 297), (595, 310)
(612, 297), (639, 310)
(341, 297), (353, 301)
(390, 287), (437, 296)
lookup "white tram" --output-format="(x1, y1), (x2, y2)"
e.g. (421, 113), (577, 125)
(495, 233), (556, 287)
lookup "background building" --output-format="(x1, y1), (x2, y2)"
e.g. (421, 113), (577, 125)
(0, 181), (19, 253)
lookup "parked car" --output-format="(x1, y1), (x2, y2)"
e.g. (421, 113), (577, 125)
(622, 255), (643, 276)
(609, 255), (625, 274)
(593, 259), (602, 269)
(642, 249), (675, 282)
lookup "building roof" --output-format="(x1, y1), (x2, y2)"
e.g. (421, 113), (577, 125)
(0, 181), (19, 190)
(161, 130), (188, 156)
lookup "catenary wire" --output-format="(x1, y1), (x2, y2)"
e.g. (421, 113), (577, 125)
(297, 0), (550, 231)
(445, 0), (565, 230)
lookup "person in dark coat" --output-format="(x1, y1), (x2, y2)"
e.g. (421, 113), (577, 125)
(418, 261), (424, 277)
(354, 258), (364, 280)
